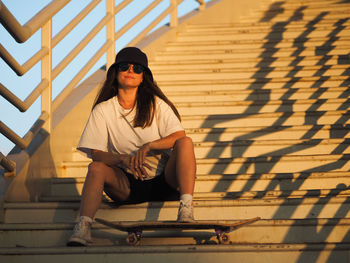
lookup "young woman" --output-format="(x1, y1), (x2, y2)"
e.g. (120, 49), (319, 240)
(67, 47), (196, 246)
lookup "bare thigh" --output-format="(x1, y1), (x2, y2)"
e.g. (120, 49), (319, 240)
(102, 165), (131, 202)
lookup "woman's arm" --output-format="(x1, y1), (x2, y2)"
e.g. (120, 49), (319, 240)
(91, 150), (129, 167)
(132, 130), (186, 179)
(148, 130), (186, 151)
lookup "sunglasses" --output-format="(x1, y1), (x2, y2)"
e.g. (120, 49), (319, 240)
(118, 63), (144, 74)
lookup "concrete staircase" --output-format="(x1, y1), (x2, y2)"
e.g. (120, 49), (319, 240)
(1, 0), (350, 262)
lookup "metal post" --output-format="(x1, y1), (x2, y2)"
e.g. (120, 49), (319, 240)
(170, 0), (178, 28)
(197, 0), (206, 11)
(41, 20), (52, 133)
(106, 0), (115, 68)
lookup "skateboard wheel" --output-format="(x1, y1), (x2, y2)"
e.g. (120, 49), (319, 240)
(126, 233), (140, 246)
(218, 233), (230, 244)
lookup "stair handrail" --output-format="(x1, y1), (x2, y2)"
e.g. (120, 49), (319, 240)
(0, 0), (208, 174)
(0, 0), (70, 43)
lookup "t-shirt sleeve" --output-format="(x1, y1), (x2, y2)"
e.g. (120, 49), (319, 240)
(77, 104), (108, 158)
(157, 99), (184, 138)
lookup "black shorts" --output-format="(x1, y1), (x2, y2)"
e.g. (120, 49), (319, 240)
(124, 172), (179, 204)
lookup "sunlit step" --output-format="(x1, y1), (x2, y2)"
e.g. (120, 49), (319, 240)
(159, 76), (349, 92)
(178, 25), (350, 38)
(193, 138), (350, 158)
(186, 124), (350, 142)
(176, 98), (350, 115)
(265, 0), (349, 7)
(195, 171), (350, 192)
(185, 19), (350, 32)
(150, 55), (349, 71)
(1, 218), (350, 247)
(241, 11), (350, 23)
(154, 46), (350, 61)
(195, 154), (350, 174)
(41, 188), (350, 203)
(62, 154), (350, 178)
(175, 28), (350, 42)
(176, 25), (350, 39)
(181, 110), (350, 129)
(163, 38), (350, 51)
(167, 87), (350, 103)
(250, 5), (350, 16)
(4, 195), (350, 223)
(47, 171), (350, 197)
(154, 65), (349, 82)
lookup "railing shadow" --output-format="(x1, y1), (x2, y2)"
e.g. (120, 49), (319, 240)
(197, 1), (350, 261)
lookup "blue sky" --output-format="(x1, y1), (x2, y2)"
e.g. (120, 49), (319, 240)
(0, 0), (204, 155)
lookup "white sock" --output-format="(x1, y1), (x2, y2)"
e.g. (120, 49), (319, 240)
(80, 216), (93, 224)
(180, 194), (193, 204)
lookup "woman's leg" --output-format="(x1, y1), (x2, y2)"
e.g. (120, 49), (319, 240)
(80, 161), (131, 219)
(164, 136), (196, 196)
(68, 161), (130, 246)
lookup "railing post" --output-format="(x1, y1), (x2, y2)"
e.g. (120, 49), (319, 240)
(170, 0), (178, 28)
(106, 0), (116, 68)
(41, 19), (52, 133)
(197, 0), (206, 11)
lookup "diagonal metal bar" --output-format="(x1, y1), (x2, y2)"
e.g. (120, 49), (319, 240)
(0, 111), (49, 150)
(0, 0), (70, 43)
(0, 80), (48, 112)
(0, 44), (48, 76)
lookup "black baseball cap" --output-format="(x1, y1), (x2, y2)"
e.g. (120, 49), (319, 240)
(113, 47), (153, 80)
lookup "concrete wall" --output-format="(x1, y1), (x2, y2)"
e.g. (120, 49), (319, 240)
(4, 69), (105, 202)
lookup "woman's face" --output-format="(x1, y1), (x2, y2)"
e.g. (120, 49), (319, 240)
(117, 64), (143, 89)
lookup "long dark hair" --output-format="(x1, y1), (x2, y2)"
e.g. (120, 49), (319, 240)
(93, 64), (181, 128)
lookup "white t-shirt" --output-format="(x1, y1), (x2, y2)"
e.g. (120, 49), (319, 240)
(77, 96), (184, 176)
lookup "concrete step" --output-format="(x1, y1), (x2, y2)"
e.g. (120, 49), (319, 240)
(4, 192), (350, 223)
(177, 24), (350, 38)
(47, 171), (350, 197)
(242, 10), (350, 23)
(159, 76), (350, 92)
(163, 38), (350, 52)
(264, 0), (350, 8)
(150, 54), (350, 71)
(1, 243), (349, 263)
(40, 188), (350, 203)
(181, 110), (350, 129)
(185, 18), (350, 32)
(178, 28), (350, 41)
(62, 153), (350, 178)
(154, 65), (349, 81)
(192, 138), (350, 158)
(1, 218), (349, 247)
(175, 27), (350, 42)
(166, 87), (350, 103)
(251, 4), (350, 16)
(185, 124), (350, 142)
(176, 98), (350, 115)
(155, 46), (350, 61)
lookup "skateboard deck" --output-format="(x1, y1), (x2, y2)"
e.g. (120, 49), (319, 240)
(95, 217), (260, 245)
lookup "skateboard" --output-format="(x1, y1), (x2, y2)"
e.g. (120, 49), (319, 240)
(95, 217), (261, 245)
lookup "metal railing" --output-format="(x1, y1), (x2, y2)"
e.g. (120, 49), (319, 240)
(0, 0), (207, 174)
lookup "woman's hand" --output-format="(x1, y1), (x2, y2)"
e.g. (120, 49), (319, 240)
(130, 143), (153, 180)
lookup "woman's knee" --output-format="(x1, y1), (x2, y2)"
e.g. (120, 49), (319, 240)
(174, 136), (194, 149)
(87, 161), (109, 179)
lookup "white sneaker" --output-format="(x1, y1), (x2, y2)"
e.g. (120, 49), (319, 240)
(177, 200), (195, 222)
(67, 219), (92, 246)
